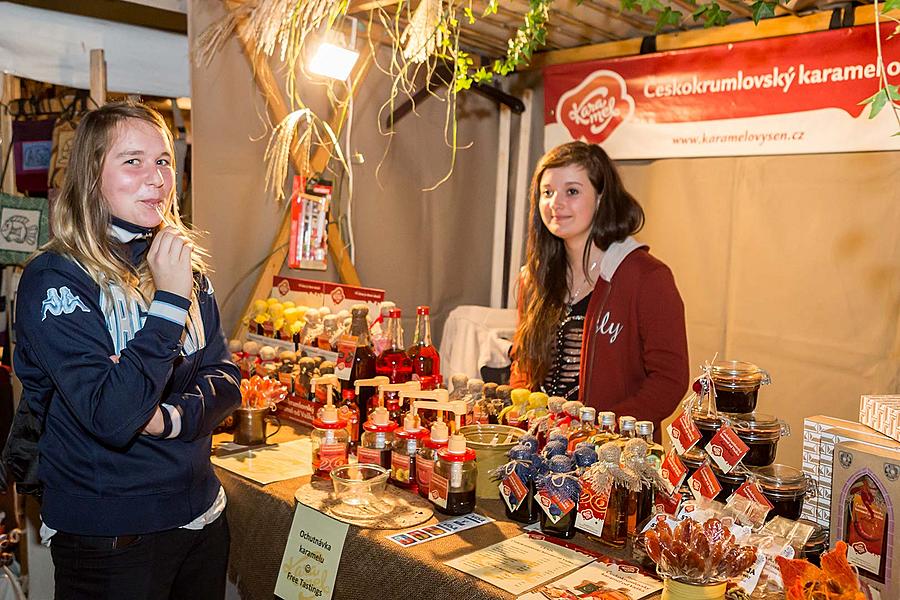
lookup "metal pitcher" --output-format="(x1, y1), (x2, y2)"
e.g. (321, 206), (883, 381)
(233, 406), (281, 446)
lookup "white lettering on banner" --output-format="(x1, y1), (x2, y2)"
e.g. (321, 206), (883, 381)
(567, 89), (621, 134)
(596, 311), (622, 344)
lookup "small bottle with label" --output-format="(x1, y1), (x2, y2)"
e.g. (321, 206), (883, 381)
(294, 357), (317, 400)
(615, 416), (637, 449)
(432, 433), (477, 515)
(635, 420), (664, 470)
(318, 314), (339, 351)
(390, 410), (429, 492)
(310, 375), (349, 478)
(277, 351), (297, 395)
(537, 454), (579, 539)
(567, 406), (598, 451)
(589, 411), (619, 446)
(358, 406), (397, 470)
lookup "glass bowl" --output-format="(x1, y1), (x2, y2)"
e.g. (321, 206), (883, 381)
(330, 463), (390, 506)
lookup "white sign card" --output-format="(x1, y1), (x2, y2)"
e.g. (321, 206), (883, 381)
(275, 502), (350, 600)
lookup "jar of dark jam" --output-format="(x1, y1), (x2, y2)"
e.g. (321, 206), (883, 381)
(711, 463), (747, 503)
(752, 464), (811, 521)
(690, 412), (723, 449)
(709, 360), (771, 414)
(681, 447), (707, 472)
(797, 519), (828, 566)
(731, 413), (788, 467)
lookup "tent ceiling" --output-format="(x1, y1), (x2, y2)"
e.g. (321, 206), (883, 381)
(5, 0), (187, 33)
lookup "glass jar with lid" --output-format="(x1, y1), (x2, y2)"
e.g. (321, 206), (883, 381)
(709, 360), (771, 413)
(730, 412), (789, 467)
(751, 463), (813, 520)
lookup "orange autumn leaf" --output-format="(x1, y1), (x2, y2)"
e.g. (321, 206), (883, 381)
(776, 541), (866, 600)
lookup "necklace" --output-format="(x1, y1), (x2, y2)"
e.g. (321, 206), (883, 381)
(567, 259), (599, 306)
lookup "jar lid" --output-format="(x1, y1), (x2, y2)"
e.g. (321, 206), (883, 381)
(730, 412), (782, 441)
(691, 411), (723, 429)
(710, 360), (771, 391)
(710, 463), (748, 485)
(681, 448), (706, 470)
(751, 464), (809, 495)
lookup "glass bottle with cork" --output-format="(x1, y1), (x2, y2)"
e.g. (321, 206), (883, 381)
(309, 375), (349, 477)
(376, 308), (413, 384)
(344, 305), (378, 419)
(407, 305), (441, 386)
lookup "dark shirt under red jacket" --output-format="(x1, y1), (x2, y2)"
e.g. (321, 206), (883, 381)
(511, 237), (690, 441)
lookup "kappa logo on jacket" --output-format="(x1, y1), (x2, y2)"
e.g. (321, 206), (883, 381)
(41, 287), (91, 321)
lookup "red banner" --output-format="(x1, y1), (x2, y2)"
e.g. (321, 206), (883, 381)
(544, 24), (900, 158)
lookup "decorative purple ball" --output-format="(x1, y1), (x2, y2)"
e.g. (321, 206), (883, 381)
(519, 434), (539, 453)
(547, 429), (568, 444)
(548, 454), (575, 473)
(573, 443), (598, 467)
(543, 440), (568, 459)
(507, 444), (533, 461)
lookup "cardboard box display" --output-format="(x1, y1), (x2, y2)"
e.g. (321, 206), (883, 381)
(802, 416), (900, 528)
(830, 441), (900, 600)
(860, 395), (900, 444)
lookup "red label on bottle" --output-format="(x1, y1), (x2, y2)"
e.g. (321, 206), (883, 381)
(429, 472), (449, 509)
(655, 490), (683, 516)
(334, 335), (358, 381)
(688, 464), (722, 501)
(575, 478), (611, 536)
(391, 452), (412, 483)
(357, 446), (384, 465)
(705, 425), (750, 473)
(667, 410), (702, 454)
(500, 471), (529, 512)
(314, 443), (348, 473)
(416, 457), (435, 493)
(536, 489), (576, 524)
(660, 450), (689, 495)
(734, 481), (774, 509)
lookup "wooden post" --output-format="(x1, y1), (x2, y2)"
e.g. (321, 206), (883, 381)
(90, 49), (107, 107)
(490, 105), (511, 308)
(227, 4), (373, 336)
(1, 75), (21, 194)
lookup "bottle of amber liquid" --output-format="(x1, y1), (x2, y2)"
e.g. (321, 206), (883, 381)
(567, 407), (598, 451)
(345, 305), (377, 423)
(407, 306), (441, 384)
(391, 411), (429, 492)
(338, 388), (361, 454)
(615, 416), (637, 449)
(636, 421), (664, 470)
(601, 483), (631, 547)
(589, 411), (618, 446)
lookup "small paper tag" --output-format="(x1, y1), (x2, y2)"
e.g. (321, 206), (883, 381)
(705, 425), (750, 473)
(334, 335), (358, 381)
(654, 490), (683, 516)
(688, 463), (722, 501)
(734, 481), (774, 510)
(660, 450), (688, 495)
(536, 489), (575, 524)
(416, 457), (435, 492)
(429, 472), (450, 509)
(500, 471), (529, 512)
(667, 410), (702, 454)
(575, 479), (611, 536)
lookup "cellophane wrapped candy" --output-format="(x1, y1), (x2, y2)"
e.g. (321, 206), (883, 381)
(239, 375), (288, 409)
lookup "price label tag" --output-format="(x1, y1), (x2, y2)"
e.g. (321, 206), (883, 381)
(688, 463), (722, 501)
(705, 425), (750, 473)
(654, 490), (683, 516)
(429, 472), (450, 509)
(734, 481), (774, 510)
(660, 450), (688, 495)
(667, 410), (702, 454)
(500, 471), (529, 512)
(333, 335), (358, 381)
(536, 489), (575, 524)
(575, 478), (611, 536)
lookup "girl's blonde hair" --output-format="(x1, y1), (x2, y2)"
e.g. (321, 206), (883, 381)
(42, 101), (207, 304)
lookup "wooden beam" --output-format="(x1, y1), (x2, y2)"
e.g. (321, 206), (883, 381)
(90, 49), (107, 107)
(526, 3), (885, 69)
(1, 75), (21, 195)
(228, 4), (373, 336)
(349, 0), (404, 14)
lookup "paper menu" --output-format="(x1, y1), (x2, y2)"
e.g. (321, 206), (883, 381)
(211, 438), (313, 485)
(517, 561), (663, 600)
(444, 534), (595, 595)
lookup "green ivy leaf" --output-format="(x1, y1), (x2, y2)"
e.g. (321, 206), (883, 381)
(654, 7), (682, 32)
(621, 0), (638, 12)
(636, 0), (663, 13)
(883, 0), (900, 12)
(860, 88), (888, 119)
(692, 4), (709, 19)
(750, 1), (776, 24)
(483, 0), (499, 16)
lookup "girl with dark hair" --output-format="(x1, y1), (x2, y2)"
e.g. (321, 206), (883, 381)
(10, 101), (241, 598)
(510, 141), (689, 438)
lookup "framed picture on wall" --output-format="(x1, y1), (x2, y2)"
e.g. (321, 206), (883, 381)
(0, 193), (50, 265)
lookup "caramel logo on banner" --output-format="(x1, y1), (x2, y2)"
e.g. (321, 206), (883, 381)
(556, 70), (634, 143)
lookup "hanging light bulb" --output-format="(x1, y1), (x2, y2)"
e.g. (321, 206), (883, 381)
(307, 18), (360, 81)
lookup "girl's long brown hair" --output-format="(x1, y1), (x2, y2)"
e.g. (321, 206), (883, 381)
(40, 101), (207, 306)
(513, 141), (644, 389)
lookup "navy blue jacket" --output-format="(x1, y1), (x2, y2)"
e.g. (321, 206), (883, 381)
(14, 240), (241, 536)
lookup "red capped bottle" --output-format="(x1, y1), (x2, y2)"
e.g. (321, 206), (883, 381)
(408, 306), (441, 385)
(376, 308), (413, 384)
